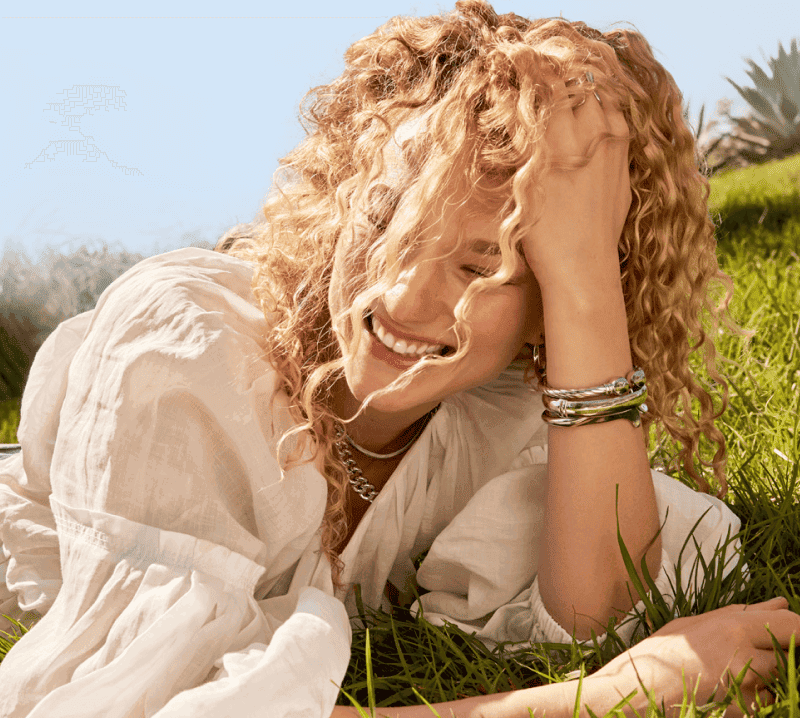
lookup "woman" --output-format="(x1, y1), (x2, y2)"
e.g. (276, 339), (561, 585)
(0, 2), (797, 717)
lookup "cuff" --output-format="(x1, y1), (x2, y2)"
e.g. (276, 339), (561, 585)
(530, 547), (677, 647)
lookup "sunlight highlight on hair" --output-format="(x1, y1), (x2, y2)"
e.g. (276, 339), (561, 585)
(213, 0), (745, 589)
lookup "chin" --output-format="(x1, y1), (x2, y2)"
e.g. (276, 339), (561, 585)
(343, 367), (434, 414)
(345, 375), (408, 410)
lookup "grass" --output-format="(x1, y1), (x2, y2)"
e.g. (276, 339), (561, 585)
(1, 156), (799, 716)
(0, 398), (21, 444)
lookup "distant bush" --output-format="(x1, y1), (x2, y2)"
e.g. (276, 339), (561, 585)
(0, 238), (214, 403)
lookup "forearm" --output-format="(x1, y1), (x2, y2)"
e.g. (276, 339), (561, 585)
(537, 263), (662, 641)
(331, 673), (655, 718)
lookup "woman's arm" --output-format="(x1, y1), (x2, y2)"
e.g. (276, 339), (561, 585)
(331, 672), (648, 718)
(332, 597), (800, 718)
(522, 77), (662, 641)
(537, 271), (662, 641)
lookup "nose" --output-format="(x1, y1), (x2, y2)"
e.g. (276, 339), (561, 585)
(382, 257), (453, 326)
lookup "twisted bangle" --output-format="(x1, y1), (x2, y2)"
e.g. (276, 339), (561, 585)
(541, 367), (645, 400)
(543, 385), (648, 418)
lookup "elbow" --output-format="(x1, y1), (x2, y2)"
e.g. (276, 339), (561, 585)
(539, 532), (664, 643)
(539, 574), (617, 643)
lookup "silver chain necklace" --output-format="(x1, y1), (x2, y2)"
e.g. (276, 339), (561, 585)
(334, 405), (440, 502)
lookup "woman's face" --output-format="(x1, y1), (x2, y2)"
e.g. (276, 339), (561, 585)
(328, 144), (543, 415)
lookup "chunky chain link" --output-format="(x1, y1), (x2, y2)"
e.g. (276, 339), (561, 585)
(334, 426), (379, 502)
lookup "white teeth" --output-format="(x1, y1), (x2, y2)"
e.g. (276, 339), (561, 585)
(370, 316), (445, 357)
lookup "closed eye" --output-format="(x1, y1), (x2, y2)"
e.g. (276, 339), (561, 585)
(462, 265), (524, 286)
(463, 265), (495, 278)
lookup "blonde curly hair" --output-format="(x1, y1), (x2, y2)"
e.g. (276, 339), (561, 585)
(215, 0), (742, 591)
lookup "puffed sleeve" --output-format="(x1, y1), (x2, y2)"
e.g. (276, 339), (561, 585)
(411, 444), (747, 649)
(1, 309), (93, 636)
(0, 247), (351, 718)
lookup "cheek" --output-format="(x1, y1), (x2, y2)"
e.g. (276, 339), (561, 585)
(466, 296), (533, 351)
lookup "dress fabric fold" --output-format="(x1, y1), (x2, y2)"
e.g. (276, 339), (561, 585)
(0, 247), (745, 717)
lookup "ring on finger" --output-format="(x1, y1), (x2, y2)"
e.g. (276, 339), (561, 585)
(585, 71), (603, 105)
(572, 94), (586, 109)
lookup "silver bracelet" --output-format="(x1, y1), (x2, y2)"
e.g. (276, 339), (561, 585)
(543, 385), (648, 418)
(541, 367), (646, 400)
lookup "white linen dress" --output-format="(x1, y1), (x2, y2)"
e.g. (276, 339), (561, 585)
(0, 247), (745, 718)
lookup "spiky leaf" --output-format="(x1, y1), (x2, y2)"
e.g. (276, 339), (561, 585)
(723, 39), (800, 164)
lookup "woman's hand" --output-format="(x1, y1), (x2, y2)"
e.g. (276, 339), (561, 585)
(593, 597), (800, 717)
(522, 75), (632, 291)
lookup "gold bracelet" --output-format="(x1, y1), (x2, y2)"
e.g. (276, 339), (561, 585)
(542, 403), (647, 428)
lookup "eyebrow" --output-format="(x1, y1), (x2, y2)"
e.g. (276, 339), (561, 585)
(469, 239), (525, 257)
(393, 140), (524, 259)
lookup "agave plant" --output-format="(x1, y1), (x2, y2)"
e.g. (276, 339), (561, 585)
(682, 101), (729, 174)
(724, 38), (800, 164)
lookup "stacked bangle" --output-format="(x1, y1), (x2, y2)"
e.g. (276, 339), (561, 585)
(540, 367), (648, 428)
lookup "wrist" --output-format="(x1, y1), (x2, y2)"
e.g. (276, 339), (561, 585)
(538, 271), (624, 316)
(538, 279), (633, 390)
(567, 673), (654, 718)
(534, 251), (622, 301)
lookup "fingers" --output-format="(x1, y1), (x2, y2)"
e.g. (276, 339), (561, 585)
(545, 79), (602, 159)
(761, 596), (790, 607)
(725, 597), (789, 612)
(748, 596), (788, 607)
(545, 79), (578, 154)
(575, 71), (628, 135)
(547, 73), (628, 158)
(594, 88), (629, 139)
(727, 597), (800, 650)
(749, 609), (800, 650)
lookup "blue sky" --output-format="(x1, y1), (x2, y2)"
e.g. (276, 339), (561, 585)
(1, 1), (795, 263)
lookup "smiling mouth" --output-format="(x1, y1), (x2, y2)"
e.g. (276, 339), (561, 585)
(364, 313), (453, 358)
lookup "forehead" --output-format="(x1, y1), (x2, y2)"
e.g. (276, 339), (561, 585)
(374, 108), (515, 241)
